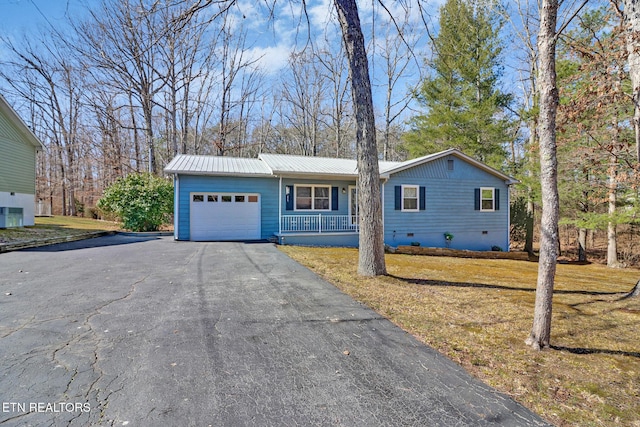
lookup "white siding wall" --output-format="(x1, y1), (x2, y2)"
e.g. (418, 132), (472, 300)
(0, 191), (36, 226)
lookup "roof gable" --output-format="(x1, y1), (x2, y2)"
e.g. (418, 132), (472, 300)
(0, 94), (45, 150)
(381, 149), (518, 184)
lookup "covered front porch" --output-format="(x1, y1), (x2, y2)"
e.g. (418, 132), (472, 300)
(275, 213), (360, 246)
(280, 214), (359, 233)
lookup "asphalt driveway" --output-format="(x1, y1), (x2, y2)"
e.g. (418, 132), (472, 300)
(0, 235), (550, 426)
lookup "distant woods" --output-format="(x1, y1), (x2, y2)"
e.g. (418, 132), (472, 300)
(0, 0), (417, 216)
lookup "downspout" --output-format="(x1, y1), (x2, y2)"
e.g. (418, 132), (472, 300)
(506, 182), (511, 251)
(174, 174), (179, 240)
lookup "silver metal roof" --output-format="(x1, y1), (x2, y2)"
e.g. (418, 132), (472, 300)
(164, 154), (273, 176)
(164, 149), (517, 184)
(258, 153), (402, 177)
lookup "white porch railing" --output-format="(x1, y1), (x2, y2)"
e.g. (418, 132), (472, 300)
(281, 214), (359, 233)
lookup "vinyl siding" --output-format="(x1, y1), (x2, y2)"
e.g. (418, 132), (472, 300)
(0, 111), (37, 195)
(175, 174), (279, 240)
(383, 155), (510, 251)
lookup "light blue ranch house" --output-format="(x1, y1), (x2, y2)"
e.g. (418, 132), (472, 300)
(164, 149), (518, 251)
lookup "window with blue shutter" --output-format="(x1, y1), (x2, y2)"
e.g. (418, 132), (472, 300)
(475, 187), (497, 211)
(395, 185), (425, 211)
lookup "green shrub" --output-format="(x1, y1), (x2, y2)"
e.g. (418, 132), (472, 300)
(97, 173), (174, 232)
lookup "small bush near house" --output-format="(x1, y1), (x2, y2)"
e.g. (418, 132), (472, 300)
(97, 173), (173, 232)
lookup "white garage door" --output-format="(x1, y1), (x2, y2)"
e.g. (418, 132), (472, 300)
(190, 192), (261, 241)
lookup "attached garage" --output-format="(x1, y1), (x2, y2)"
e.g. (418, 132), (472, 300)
(190, 192), (261, 241)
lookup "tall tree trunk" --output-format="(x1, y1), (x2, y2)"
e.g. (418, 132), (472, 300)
(524, 69), (538, 255)
(334, 0), (387, 276)
(578, 227), (587, 262)
(129, 93), (141, 172)
(623, 0), (640, 162)
(526, 0), (559, 351)
(621, 0), (640, 295)
(607, 152), (620, 267)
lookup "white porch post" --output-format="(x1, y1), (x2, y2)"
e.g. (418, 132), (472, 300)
(278, 176), (282, 235)
(506, 183), (511, 251)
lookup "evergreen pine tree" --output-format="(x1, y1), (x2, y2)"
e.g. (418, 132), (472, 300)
(404, 0), (513, 168)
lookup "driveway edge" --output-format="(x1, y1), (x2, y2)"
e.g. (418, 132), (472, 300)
(0, 231), (117, 253)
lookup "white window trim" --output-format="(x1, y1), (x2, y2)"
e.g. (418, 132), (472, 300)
(401, 185), (420, 212)
(294, 184), (332, 211)
(480, 187), (495, 212)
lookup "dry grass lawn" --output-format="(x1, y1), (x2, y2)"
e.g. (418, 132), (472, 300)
(0, 216), (121, 244)
(279, 246), (640, 427)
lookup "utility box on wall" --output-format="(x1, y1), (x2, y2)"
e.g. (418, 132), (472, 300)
(0, 207), (24, 228)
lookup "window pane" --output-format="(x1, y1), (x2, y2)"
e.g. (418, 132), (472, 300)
(481, 188), (494, 210)
(193, 195), (204, 202)
(222, 195), (232, 202)
(248, 195), (258, 203)
(404, 199), (418, 210)
(208, 195), (218, 202)
(314, 187), (330, 210)
(296, 186), (312, 209)
(297, 198), (311, 209)
(235, 195), (245, 203)
(297, 187), (311, 197)
(404, 187), (417, 198)
(403, 186), (418, 210)
(315, 187), (329, 198)
(315, 198), (329, 210)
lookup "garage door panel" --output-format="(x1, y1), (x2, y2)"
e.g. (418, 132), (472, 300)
(190, 192), (261, 241)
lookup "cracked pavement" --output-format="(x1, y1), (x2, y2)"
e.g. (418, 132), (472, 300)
(0, 235), (551, 426)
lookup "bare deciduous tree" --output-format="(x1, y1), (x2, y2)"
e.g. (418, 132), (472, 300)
(213, 13), (263, 156)
(280, 49), (328, 156)
(76, 0), (164, 173)
(0, 34), (85, 216)
(314, 40), (354, 158)
(374, 6), (421, 161)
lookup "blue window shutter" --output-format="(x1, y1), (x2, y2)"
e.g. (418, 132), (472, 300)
(395, 186), (401, 210)
(286, 185), (294, 211)
(474, 188), (480, 210)
(419, 186), (426, 210)
(495, 189), (500, 210)
(332, 187), (339, 211)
